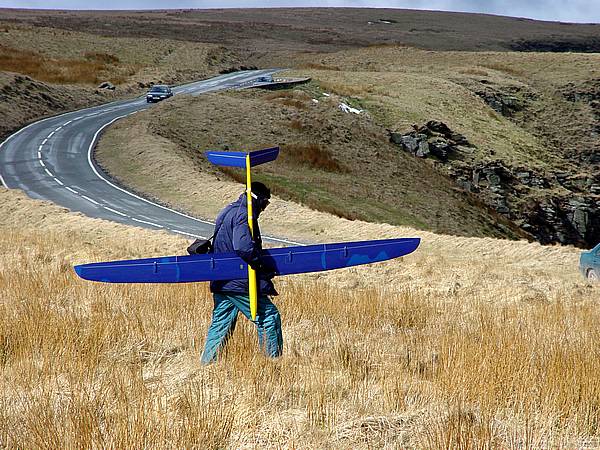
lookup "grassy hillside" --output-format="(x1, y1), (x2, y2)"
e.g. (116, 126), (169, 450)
(95, 43), (600, 246)
(283, 47), (600, 247)
(0, 187), (598, 447)
(0, 19), (239, 140)
(2, 9), (599, 246)
(5, 8), (600, 53)
(96, 90), (523, 240)
(2, 9), (600, 448)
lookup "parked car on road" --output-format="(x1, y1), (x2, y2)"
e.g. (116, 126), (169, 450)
(146, 85), (173, 103)
(580, 243), (600, 282)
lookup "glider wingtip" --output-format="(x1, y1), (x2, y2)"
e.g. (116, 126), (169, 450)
(74, 265), (87, 280)
(413, 237), (421, 251)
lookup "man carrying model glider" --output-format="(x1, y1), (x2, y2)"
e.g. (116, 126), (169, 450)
(200, 182), (282, 364)
(73, 147), (421, 362)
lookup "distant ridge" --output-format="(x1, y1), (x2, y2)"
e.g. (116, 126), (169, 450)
(3, 7), (600, 52)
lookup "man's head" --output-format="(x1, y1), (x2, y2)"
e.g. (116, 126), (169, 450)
(250, 181), (270, 212)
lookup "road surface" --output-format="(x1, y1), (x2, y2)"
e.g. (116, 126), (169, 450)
(0, 70), (298, 245)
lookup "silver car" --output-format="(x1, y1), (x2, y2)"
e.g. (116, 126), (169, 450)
(146, 85), (173, 103)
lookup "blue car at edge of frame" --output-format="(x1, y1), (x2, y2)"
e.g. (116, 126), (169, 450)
(580, 243), (600, 282)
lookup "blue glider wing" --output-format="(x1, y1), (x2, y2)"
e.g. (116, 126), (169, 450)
(74, 238), (421, 283)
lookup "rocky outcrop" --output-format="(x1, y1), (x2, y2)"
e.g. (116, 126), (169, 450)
(523, 197), (600, 246)
(389, 120), (472, 161)
(472, 84), (538, 117)
(510, 38), (600, 53)
(389, 120), (600, 247)
(476, 91), (520, 116)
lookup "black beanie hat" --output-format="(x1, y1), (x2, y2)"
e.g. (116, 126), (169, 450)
(251, 181), (270, 200)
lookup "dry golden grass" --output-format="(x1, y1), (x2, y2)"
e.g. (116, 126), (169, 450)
(286, 118), (305, 131)
(1, 188), (599, 448)
(0, 22), (231, 89)
(0, 45), (113, 84)
(280, 143), (348, 173)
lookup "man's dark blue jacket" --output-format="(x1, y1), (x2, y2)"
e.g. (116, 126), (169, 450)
(209, 193), (277, 296)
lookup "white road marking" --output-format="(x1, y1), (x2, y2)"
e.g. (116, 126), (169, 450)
(84, 109), (300, 245)
(0, 71), (299, 245)
(37, 152), (42, 159)
(65, 186), (78, 194)
(0, 101), (129, 188)
(131, 217), (163, 228)
(39, 159), (45, 167)
(44, 167), (53, 177)
(41, 139), (47, 145)
(104, 206), (128, 217)
(64, 120), (72, 125)
(171, 229), (203, 238)
(81, 195), (100, 205)
(86, 116), (216, 226)
(53, 178), (64, 186)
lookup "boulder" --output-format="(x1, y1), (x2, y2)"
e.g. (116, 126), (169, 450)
(416, 140), (429, 158)
(390, 121), (471, 161)
(389, 132), (404, 145)
(475, 90), (523, 117)
(425, 120), (452, 135)
(428, 138), (453, 161)
(401, 135), (419, 152)
(449, 132), (471, 146)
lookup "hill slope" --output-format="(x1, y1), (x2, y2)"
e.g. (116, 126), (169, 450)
(1, 182), (598, 447)
(1, 9), (599, 247)
(4, 8), (600, 53)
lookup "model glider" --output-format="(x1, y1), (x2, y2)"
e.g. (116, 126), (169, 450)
(73, 147), (422, 319)
(74, 238), (420, 283)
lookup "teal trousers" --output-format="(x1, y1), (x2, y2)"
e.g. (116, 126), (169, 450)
(201, 292), (283, 364)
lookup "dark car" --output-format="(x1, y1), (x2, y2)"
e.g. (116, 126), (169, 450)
(146, 85), (173, 103)
(580, 243), (600, 282)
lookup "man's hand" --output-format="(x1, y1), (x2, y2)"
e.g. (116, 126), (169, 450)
(249, 259), (277, 279)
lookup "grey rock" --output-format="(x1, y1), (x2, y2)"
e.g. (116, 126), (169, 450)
(476, 90), (524, 117)
(488, 173), (502, 186)
(389, 132), (404, 145)
(416, 140), (430, 158)
(401, 135), (419, 152)
(571, 205), (589, 236)
(425, 120), (452, 135)
(449, 132), (471, 146)
(428, 138), (452, 161)
(455, 145), (475, 155)
(456, 178), (474, 192)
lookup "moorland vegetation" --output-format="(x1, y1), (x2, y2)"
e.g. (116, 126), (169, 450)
(1, 186), (598, 448)
(1, 8), (600, 448)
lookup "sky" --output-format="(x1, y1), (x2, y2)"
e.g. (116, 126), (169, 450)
(0, 0), (598, 24)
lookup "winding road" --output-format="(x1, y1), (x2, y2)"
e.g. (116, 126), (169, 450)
(0, 70), (298, 245)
